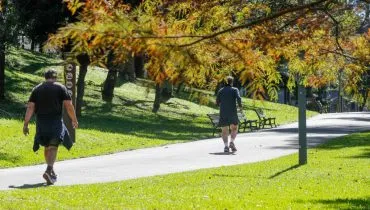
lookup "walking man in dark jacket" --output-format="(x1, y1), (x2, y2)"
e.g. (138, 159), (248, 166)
(216, 76), (242, 152)
(23, 69), (78, 185)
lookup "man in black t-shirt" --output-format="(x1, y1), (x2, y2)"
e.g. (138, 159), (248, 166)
(23, 69), (78, 185)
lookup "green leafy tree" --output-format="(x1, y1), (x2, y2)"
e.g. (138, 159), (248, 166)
(0, 0), (20, 100)
(13, 0), (71, 51)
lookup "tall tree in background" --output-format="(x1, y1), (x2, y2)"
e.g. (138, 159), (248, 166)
(13, 0), (70, 51)
(76, 53), (90, 116)
(102, 51), (120, 102)
(0, 0), (19, 100)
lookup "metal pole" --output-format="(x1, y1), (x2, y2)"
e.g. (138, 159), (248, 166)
(297, 50), (307, 165)
(298, 83), (307, 165)
(338, 69), (343, 112)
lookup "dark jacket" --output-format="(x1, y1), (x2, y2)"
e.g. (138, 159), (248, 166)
(32, 118), (73, 152)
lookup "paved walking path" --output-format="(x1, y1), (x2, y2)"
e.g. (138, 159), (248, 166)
(1, 112), (369, 190)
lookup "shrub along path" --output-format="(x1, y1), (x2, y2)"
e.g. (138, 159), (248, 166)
(0, 112), (369, 190)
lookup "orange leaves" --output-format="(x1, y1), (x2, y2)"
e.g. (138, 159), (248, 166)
(0, 0), (4, 12)
(306, 75), (328, 88)
(64, 0), (85, 15)
(46, 0), (370, 100)
(155, 72), (167, 84)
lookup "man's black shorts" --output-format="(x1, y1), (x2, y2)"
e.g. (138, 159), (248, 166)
(37, 136), (61, 147)
(218, 116), (239, 127)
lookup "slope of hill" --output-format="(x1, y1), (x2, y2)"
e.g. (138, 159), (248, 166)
(0, 48), (317, 168)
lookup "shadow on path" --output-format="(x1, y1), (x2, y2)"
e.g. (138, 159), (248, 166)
(209, 152), (236, 155)
(262, 126), (361, 135)
(9, 183), (48, 189)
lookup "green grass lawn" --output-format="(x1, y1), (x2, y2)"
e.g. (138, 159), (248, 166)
(0, 132), (368, 209)
(0, 48), (316, 168)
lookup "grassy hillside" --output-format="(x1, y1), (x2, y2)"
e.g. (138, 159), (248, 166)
(0, 131), (368, 209)
(0, 48), (317, 168)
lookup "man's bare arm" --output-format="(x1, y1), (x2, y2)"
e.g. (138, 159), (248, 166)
(63, 100), (78, 128)
(23, 102), (35, 135)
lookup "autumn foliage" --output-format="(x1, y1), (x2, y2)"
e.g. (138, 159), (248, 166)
(45, 0), (370, 101)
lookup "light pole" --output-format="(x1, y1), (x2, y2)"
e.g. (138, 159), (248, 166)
(298, 81), (307, 165)
(338, 68), (343, 112)
(298, 50), (307, 165)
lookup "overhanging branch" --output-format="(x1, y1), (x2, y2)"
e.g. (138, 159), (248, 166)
(319, 9), (345, 53)
(177, 0), (331, 47)
(320, 49), (364, 62)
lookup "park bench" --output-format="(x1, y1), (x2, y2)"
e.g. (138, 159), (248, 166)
(254, 108), (277, 129)
(207, 110), (258, 136)
(237, 111), (258, 132)
(207, 113), (221, 136)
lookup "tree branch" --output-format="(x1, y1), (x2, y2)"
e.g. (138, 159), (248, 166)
(177, 0), (332, 47)
(53, 0), (335, 51)
(319, 9), (345, 53)
(359, 0), (370, 3)
(320, 49), (363, 62)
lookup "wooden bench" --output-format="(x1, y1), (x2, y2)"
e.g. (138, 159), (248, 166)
(207, 113), (221, 136)
(207, 111), (258, 136)
(237, 111), (259, 132)
(254, 108), (277, 129)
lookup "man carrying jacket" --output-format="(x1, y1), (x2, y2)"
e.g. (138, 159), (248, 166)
(23, 69), (78, 185)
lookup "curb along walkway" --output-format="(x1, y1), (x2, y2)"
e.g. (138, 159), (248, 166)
(1, 112), (369, 190)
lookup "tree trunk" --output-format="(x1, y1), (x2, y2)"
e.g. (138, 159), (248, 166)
(76, 54), (90, 117)
(30, 39), (35, 51)
(152, 84), (161, 113)
(118, 55), (136, 82)
(21, 36), (25, 49)
(0, 43), (5, 100)
(359, 89), (369, 111)
(176, 82), (184, 94)
(152, 81), (173, 113)
(38, 44), (43, 53)
(126, 55), (136, 82)
(214, 82), (222, 95)
(102, 68), (118, 102)
(134, 55), (145, 78)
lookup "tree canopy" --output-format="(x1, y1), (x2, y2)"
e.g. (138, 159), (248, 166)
(12, 0), (71, 48)
(46, 0), (369, 101)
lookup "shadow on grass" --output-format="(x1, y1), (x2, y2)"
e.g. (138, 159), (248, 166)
(19, 62), (63, 74)
(9, 183), (48, 189)
(79, 113), (212, 141)
(317, 131), (370, 152)
(7, 49), (61, 71)
(2, 93), (215, 141)
(212, 173), (246, 178)
(349, 148), (370, 159)
(301, 197), (370, 210)
(0, 152), (21, 164)
(6, 71), (40, 93)
(0, 100), (25, 120)
(269, 164), (301, 179)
